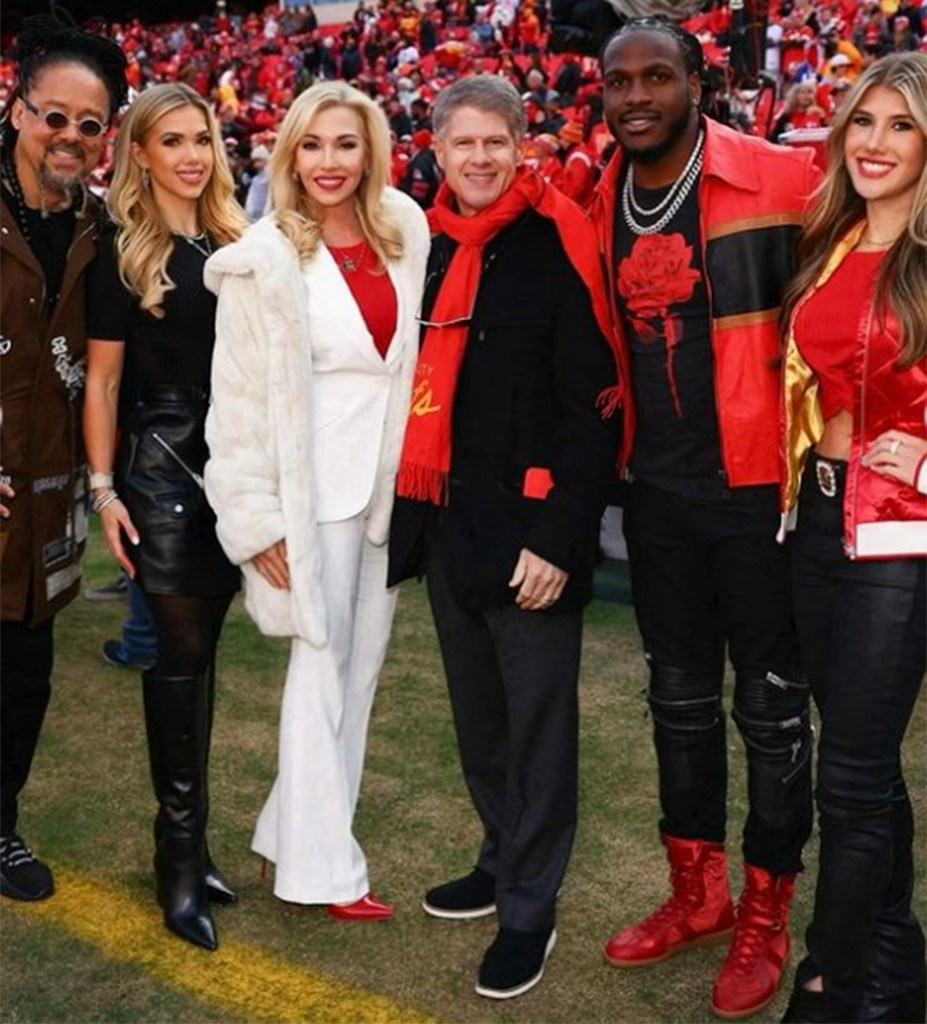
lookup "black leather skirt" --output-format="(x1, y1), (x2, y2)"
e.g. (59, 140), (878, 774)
(118, 385), (240, 597)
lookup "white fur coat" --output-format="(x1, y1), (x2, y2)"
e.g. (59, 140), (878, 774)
(203, 188), (429, 647)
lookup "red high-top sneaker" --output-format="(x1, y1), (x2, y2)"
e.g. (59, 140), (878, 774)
(711, 864), (796, 1019)
(604, 835), (735, 967)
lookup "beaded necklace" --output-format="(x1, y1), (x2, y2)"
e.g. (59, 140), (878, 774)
(2, 146), (37, 244)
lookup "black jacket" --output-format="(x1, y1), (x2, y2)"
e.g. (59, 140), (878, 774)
(399, 148), (441, 210)
(388, 209), (619, 610)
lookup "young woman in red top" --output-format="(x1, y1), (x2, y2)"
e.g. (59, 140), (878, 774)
(779, 53), (927, 1024)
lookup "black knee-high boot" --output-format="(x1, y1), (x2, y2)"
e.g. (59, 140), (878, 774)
(142, 671), (217, 951)
(148, 663), (237, 905)
(202, 662), (237, 904)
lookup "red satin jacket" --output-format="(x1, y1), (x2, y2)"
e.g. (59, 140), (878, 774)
(781, 221), (927, 560)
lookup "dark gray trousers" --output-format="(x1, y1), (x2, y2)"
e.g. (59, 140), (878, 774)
(426, 542), (581, 933)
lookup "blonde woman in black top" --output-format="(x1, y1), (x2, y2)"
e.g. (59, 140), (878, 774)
(83, 82), (246, 952)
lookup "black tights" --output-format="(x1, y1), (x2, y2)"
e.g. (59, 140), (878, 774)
(146, 593), (234, 677)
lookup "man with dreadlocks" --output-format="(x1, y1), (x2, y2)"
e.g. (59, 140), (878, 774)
(590, 17), (820, 1019)
(0, 14), (127, 902)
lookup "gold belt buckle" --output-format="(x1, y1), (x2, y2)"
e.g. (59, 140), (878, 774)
(815, 459), (837, 498)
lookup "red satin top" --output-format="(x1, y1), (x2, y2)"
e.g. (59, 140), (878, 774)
(328, 243), (397, 359)
(794, 249), (884, 420)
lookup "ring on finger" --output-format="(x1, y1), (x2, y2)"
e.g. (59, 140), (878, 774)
(890, 438), (902, 455)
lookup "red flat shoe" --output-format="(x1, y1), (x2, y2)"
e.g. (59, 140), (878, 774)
(328, 893), (394, 921)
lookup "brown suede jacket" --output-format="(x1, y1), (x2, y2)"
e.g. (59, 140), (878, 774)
(1, 189), (101, 624)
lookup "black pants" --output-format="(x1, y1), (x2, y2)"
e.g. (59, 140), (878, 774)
(624, 479), (812, 875)
(426, 542), (581, 933)
(793, 454), (926, 1021)
(1, 617), (54, 836)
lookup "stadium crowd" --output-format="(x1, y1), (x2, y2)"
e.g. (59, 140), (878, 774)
(1, 4), (926, 1022)
(2, 0), (926, 212)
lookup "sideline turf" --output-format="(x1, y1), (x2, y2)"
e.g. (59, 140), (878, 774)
(1, 523), (923, 1023)
(8, 865), (433, 1023)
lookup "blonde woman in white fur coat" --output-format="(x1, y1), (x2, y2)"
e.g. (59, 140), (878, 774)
(203, 82), (429, 920)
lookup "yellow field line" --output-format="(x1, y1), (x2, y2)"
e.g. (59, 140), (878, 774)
(9, 865), (436, 1023)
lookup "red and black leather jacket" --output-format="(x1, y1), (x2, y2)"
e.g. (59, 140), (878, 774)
(590, 117), (821, 487)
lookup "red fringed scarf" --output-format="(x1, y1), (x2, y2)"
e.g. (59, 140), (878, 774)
(396, 168), (621, 506)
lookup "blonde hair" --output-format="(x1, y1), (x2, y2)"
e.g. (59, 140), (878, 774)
(784, 80), (817, 110)
(107, 82), (246, 317)
(268, 81), (403, 264)
(782, 53), (927, 366)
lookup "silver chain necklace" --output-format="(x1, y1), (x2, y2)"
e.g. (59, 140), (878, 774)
(174, 231), (213, 259)
(626, 127), (704, 217)
(621, 129), (705, 236)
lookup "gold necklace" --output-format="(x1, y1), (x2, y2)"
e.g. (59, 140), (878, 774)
(861, 229), (902, 248)
(328, 240), (367, 272)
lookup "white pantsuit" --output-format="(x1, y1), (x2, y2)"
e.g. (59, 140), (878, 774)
(204, 190), (430, 902)
(253, 517), (396, 902)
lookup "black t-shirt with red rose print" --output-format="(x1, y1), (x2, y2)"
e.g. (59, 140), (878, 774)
(614, 170), (727, 499)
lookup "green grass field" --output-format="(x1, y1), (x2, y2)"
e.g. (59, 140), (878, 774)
(1, 524), (924, 1024)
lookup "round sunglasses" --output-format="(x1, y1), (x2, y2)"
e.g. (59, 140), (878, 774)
(21, 96), (108, 138)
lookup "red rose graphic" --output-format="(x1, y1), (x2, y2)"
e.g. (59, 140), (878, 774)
(617, 233), (701, 416)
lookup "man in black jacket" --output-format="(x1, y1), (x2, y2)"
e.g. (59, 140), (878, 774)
(389, 75), (619, 1001)
(398, 129), (441, 209)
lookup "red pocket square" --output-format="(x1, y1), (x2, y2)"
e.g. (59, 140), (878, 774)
(523, 467), (554, 500)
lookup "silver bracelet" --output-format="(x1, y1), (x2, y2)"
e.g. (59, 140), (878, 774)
(89, 471), (114, 491)
(92, 489), (120, 514)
